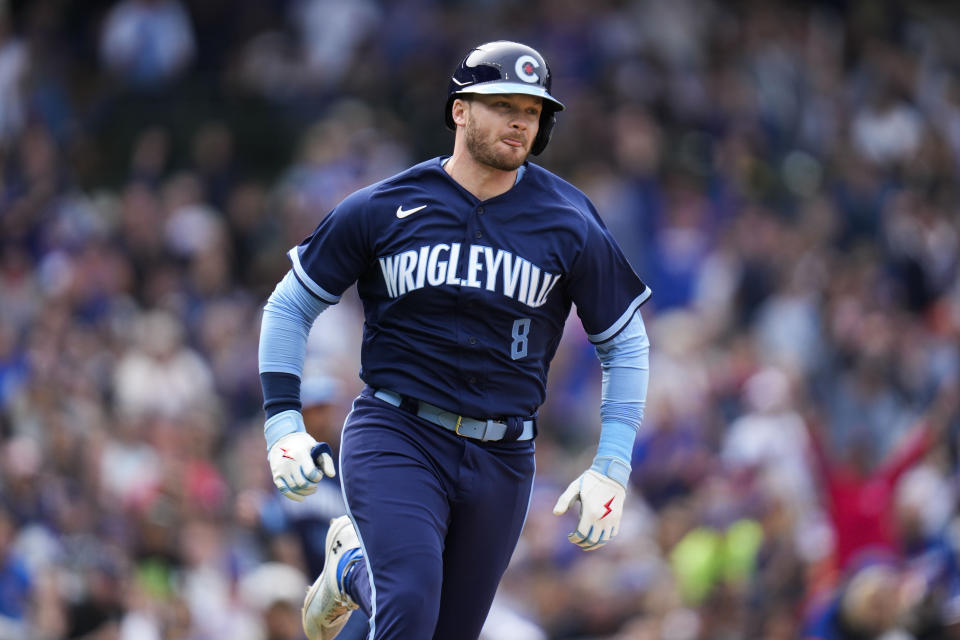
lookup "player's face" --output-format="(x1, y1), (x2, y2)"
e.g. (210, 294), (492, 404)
(463, 94), (542, 171)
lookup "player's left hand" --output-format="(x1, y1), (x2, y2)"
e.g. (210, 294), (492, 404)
(552, 469), (626, 550)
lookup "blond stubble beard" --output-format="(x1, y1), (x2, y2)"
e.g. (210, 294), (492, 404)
(464, 117), (530, 172)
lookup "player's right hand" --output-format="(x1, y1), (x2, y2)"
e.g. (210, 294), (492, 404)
(267, 431), (335, 502)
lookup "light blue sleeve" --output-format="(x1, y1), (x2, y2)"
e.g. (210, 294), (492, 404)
(259, 270), (330, 449)
(259, 270), (330, 376)
(590, 311), (650, 487)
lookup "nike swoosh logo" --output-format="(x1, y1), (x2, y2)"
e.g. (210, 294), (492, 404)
(396, 204), (427, 218)
(451, 78), (472, 86)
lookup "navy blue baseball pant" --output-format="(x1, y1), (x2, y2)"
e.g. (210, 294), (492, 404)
(339, 387), (536, 639)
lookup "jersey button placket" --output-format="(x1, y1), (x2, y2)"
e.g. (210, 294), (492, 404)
(462, 207), (485, 390)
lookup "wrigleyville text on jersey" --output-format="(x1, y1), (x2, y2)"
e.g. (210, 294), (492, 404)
(378, 242), (561, 308)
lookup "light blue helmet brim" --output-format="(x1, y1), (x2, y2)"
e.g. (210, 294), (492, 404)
(452, 81), (565, 111)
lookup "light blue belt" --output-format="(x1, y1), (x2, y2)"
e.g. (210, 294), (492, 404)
(373, 389), (535, 442)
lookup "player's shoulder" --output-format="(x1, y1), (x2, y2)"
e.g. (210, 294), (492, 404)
(522, 162), (600, 228)
(334, 158), (445, 213)
(370, 157), (446, 196)
(523, 163), (594, 211)
(342, 158), (446, 205)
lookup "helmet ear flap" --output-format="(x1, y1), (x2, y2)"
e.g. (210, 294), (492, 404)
(444, 96), (458, 130)
(530, 110), (557, 156)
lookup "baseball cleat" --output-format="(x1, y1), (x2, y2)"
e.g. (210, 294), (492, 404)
(302, 515), (361, 640)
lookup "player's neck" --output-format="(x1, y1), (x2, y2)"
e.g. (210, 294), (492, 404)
(443, 151), (518, 202)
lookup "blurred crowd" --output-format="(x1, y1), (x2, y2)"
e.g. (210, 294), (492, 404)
(2, 0), (960, 638)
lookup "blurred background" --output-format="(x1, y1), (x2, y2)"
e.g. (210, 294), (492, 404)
(1, 0), (960, 638)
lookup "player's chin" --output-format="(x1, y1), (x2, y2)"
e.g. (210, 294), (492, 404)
(495, 155), (526, 171)
(497, 142), (530, 166)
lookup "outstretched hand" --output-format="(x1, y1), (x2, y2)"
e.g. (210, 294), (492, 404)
(553, 469), (626, 550)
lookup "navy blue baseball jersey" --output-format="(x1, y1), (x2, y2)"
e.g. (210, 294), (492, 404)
(288, 157), (650, 419)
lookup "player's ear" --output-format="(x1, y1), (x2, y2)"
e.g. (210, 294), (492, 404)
(451, 97), (469, 127)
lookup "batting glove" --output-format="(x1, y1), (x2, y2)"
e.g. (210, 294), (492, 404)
(267, 432), (335, 502)
(553, 469), (626, 550)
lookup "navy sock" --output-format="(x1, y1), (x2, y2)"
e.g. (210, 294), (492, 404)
(340, 548), (372, 618)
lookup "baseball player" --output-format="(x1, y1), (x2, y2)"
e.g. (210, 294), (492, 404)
(258, 41), (652, 640)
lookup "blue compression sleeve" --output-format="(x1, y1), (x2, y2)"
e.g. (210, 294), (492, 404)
(259, 270), (330, 376)
(591, 311), (650, 487)
(259, 270), (330, 449)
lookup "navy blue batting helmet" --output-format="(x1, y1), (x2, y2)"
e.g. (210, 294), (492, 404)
(445, 41), (565, 156)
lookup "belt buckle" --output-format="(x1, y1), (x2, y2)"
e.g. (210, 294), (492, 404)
(454, 414), (465, 436)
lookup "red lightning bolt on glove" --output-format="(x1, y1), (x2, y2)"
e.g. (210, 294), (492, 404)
(600, 496), (615, 520)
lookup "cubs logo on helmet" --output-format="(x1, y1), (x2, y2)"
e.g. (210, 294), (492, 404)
(515, 55), (540, 83)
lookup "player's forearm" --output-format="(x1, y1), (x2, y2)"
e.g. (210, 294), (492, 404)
(592, 311), (650, 487)
(259, 270), (330, 448)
